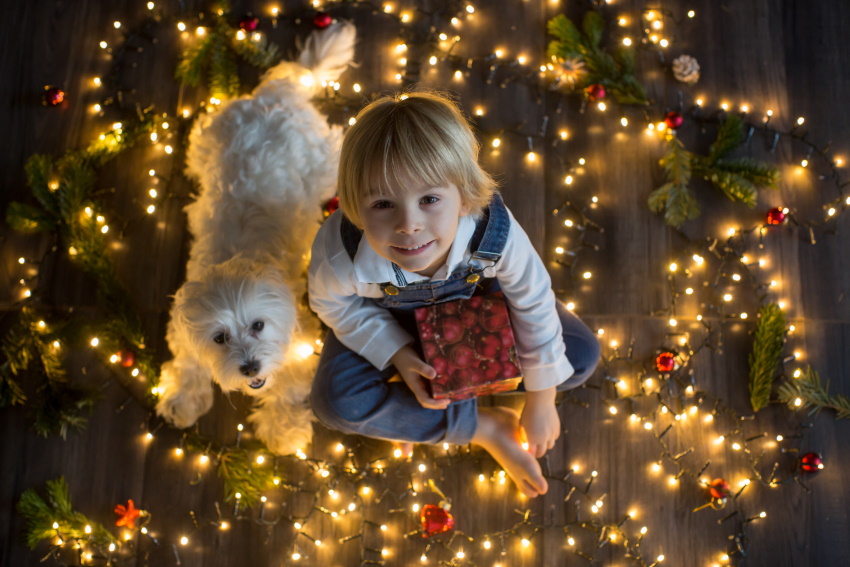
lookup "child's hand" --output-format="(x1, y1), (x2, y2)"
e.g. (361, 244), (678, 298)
(390, 346), (451, 410)
(520, 387), (560, 458)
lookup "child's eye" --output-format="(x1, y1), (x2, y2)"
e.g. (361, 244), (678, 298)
(372, 200), (393, 209)
(420, 195), (439, 205)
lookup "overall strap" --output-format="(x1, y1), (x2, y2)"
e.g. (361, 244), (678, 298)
(468, 192), (510, 262)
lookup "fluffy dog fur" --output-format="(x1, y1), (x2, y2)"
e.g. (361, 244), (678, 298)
(155, 22), (355, 455)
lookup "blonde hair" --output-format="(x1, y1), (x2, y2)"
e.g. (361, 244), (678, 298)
(337, 90), (497, 228)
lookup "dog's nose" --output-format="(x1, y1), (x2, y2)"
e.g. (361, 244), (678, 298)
(240, 360), (261, 377)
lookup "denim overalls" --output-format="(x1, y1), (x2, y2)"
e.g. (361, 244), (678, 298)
(310, 194), (600, 445)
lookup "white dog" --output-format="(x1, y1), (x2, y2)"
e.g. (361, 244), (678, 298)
(155, 22), (356, 455)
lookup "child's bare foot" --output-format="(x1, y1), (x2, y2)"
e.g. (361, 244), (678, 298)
(471, 406), (548, 498)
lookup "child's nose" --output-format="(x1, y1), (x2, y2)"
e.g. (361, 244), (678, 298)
(395, 208), (422, 233)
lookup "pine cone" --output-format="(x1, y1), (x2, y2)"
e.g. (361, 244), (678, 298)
(672, 54), (700, 86)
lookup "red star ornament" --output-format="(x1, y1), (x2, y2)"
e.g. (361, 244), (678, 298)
(420, 504), (454, 537)
(115, 499), (142, 529)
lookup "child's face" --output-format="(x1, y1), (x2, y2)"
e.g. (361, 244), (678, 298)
(359, 182), (471, 278)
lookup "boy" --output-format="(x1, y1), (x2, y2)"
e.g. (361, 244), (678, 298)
(308, 91), (600, 497)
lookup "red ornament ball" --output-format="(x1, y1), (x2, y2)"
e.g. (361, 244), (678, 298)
(664, 111), (684, 130)
(43, 86), (65, 107)
(420, 504), (454, 537)
(708, 478), (732, 500)
(238, 16), (260, 31)
(313, 11), (333, 29)
(655, 352), (676, 373)
(584, 83), (606, 102)
(119, 350), (135, 368)
(800, 452), (824, 474)
(766, 207), (787, 226)
(323, 195), (340, 216)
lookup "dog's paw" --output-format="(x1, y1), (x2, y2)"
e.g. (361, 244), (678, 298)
(249, 402), (314, 456)
(155, 361), (214, 428)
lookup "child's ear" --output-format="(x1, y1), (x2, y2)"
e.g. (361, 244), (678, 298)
(460, 200), (472, 217)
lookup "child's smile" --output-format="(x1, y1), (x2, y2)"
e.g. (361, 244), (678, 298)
(360, 183), (470, 277)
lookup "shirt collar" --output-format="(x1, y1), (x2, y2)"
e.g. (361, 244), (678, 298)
(352, 214), (477, 285)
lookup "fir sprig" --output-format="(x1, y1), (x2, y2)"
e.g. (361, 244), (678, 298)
(17, 477), (118, 550)
(778, 366), (850, 419)
(648, 116), (780, 228)
(547, 12), (649, 105)
(748, 303), (786, 412)
(175, 0), (280, 99)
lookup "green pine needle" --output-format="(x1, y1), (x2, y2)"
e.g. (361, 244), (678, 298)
(748, 304), (786, 412)
(17, 477), (118, 550)
(778, 366), (850, 419)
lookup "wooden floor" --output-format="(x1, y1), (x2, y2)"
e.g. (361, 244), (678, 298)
(2, 0), (849, 566)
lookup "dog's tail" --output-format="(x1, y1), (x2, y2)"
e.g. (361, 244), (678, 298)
(262, 21), (356, 89)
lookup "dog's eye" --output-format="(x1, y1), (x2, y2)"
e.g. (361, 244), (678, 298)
(252, 321), (264, 332)
(213, 333), (227, 344)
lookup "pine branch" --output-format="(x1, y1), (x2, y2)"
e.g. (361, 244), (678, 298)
(709, 115), (745, 161)
(33, 383), (99, 439)
(748, 304), (786, 412)
(217, 446), (279, 507)
(5, 201), (57, 233)
(208, 33), (241, 99)
(650, 121), (780, 226)
(703, 169), (758, 206)
(648, 137), (699, 227)
(715, 157), (781, 188)
(1, 307), (43, 406)
(176, 34), (213, 87)
(24, 154), (60, 216)
(231, 33), (280, 69)
(546, 12), (648, 105)
(777, 366), (850, 419)
(17, 477), (118, 550)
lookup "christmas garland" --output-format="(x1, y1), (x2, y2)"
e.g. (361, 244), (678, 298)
(3, 109), (164, 434)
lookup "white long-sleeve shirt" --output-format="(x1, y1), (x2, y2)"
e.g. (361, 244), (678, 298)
(308, 208), (575, 391)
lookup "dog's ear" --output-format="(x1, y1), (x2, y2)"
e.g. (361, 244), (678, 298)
(170, 280), (210, 353)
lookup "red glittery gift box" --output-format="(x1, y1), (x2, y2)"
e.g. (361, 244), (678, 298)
(414, 292), (523, 401)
